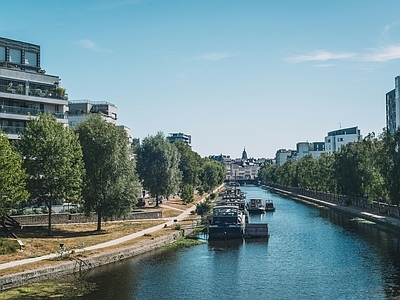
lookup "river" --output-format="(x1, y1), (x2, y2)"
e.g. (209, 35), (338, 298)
(53, 186), (400, 299)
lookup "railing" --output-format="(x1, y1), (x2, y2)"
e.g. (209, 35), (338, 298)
(0, 83), (67, 100)
(1, 125), (25, 135)
(0, 104), (66, 119)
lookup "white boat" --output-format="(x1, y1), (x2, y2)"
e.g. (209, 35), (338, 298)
(246, 198), (265, 214)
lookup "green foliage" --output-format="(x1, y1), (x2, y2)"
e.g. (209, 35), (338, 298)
(135, 132), (181, 206)
(181, 184), (194, 203)
(0, 132), (29, 215)
(19, 114), (84, 235)
(258, 129), (400, 205)
(0, 238), (18, 254)
(76, 114), (140, 231)
(162, 236), (205, 249)
(199, 158), (225, 192)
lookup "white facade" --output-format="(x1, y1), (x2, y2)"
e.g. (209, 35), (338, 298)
(324, 126), (361, 154)
(0, 37), (68, 139)
(275, 149), (294, 166)
(68, 100), (118, 126)
(296, 141), (325, 159)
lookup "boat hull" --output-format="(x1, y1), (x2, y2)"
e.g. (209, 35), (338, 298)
(208, 224), (244, 240)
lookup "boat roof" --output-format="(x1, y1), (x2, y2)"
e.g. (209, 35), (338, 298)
(213, 205), (239, 209)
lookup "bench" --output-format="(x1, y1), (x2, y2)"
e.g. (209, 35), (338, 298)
(16, 239), (24, 251)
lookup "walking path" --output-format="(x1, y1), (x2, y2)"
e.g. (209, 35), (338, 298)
(0, 202), (197, 271)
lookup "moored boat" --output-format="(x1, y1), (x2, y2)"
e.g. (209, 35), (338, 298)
(246, 198), (265, 214)
(208, 205), (246, 240)
(265, 199), (276, 212)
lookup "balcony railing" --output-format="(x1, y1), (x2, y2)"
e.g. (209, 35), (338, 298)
(1, 125), (25, 135)
(0, 104), (66, 119)
(0, 83), (68, 100)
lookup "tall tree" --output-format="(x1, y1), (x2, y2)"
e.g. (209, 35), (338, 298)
(199, 158), (226, 193)
(135, 132), (181, 206)
(174, 142), (202, 202)
(19, 114), (84, 235)
(0, 132), (29, 215)
(76, 114), (140, 231)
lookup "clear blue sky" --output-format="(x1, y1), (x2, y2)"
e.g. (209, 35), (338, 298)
(2, 0), (400, 158)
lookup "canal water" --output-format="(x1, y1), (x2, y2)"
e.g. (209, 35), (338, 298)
(60, 186), (400, 299)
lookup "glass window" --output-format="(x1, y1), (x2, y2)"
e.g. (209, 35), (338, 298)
(25, 51), (37, 66)
(9, 49), (21, 64)
(0, 46), (5, 61)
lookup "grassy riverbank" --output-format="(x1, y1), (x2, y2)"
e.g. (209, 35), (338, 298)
(0, 193), (206, 276)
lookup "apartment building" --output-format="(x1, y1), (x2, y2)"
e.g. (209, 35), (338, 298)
(324, 126), (362, 154)
(386, 76), (399, 135)
(167, 132), (191, 145)
(0, 37), (67, 139)
(68, 100), (118, 126)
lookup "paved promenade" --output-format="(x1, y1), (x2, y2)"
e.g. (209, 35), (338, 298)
(0, 202), (197, 271)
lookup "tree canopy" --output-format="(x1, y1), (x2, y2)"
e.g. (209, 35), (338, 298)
(0, 132), (29, 215)
(19, 114), (84, 235)
(258, 128), (400, 205)
(135, 132), (181, 206)
(76, 114), (140, 231)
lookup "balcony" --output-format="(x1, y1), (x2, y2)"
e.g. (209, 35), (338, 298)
(0, 104), (66, 119)
(0, 83), (68, 101)
(1, 125), (25, 135)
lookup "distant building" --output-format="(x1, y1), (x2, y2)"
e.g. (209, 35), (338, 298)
(296, 141), (325, 159)
(386, 76), (399, 135)
(68, 100), (118, 126)
(324, 126), (362, 154)
(167, 132), (191, 145)
(275, 149), (295, 166)
(241, 147), (248, 160)
(0, 37), (68, 139)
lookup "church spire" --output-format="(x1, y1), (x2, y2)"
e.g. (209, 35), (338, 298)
(242, 147), (248, 160)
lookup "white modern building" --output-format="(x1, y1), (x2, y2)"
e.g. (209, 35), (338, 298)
(386, 76), (399, 135)
(0, 37), (68, 139)
(296, 141), (325, 159)
(324, 126), (362, 154)
(167, 132), (191, 145)
(68, 100), (118, 126)
(275, 149), (295, 166)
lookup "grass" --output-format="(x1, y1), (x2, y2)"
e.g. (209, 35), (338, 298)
(0, 189), (219, 276)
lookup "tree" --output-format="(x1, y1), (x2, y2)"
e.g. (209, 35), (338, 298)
(76, 114), (140, 231)
(332, 142), (363, 198)
(19, 114), (84, 235)
(199, 158), (225, 193)
(174, 142), (202, 202)
(0, 133), (29, 215)
(135, 132), (181, 206)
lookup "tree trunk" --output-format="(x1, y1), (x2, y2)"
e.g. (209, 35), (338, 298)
(48, 196), (52, 236)
(97, 210), (102, 231)
(155, 194), (159, 207)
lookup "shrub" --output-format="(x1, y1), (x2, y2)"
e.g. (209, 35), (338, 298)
(0, 238), (19, 254)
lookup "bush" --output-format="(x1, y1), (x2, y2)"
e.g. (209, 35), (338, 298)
(0, 238), (19, 254)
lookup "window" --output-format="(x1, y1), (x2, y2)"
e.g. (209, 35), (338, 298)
(0, 46), (5, 61)
(25, 51), (37, 66)
(9, 49), (21, 64)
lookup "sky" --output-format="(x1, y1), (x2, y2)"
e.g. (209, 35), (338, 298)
(2, 0), (400, 159)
